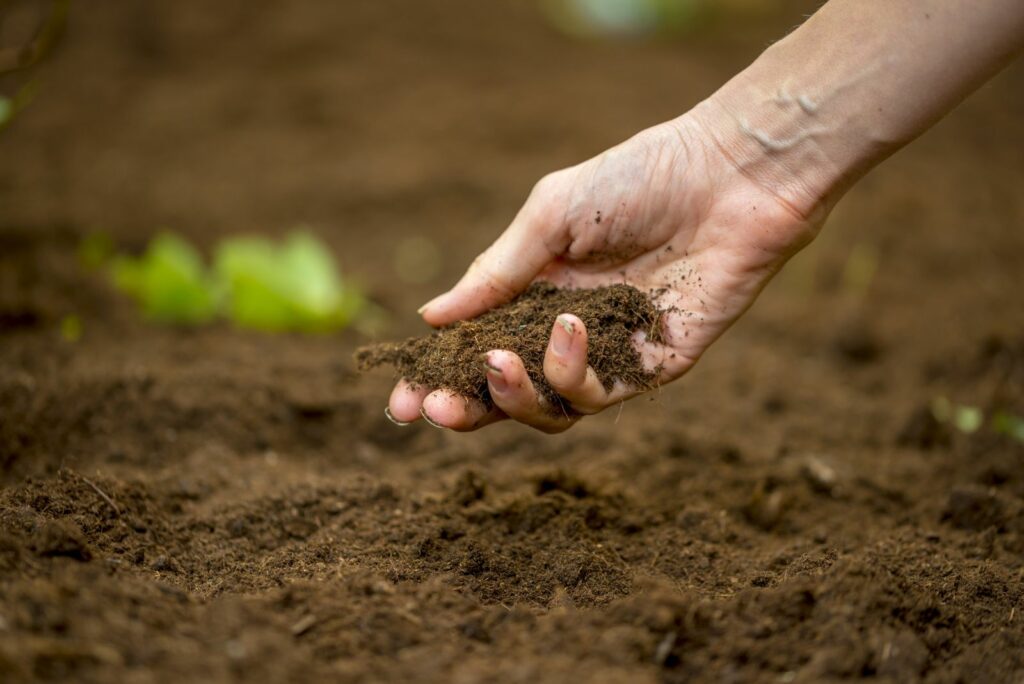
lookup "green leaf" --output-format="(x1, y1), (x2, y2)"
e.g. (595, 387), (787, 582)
(0, 97), (12, 128)
(952, 405), (983, 434)
(215, 231), (362, 333)
(110, 233), (219, 324)
(992, 411), (1024, 444)
(104, 230), (362, 333)
(930, 396), (983, 434)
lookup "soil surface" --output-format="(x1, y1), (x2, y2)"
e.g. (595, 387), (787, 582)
(2, 1), (1023, 683)
(356, 282), (662, 410)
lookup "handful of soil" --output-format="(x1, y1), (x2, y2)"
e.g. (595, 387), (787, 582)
(355, 283), (664, 412)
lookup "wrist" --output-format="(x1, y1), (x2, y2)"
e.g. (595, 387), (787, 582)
(684, 13), (909, 224)
(686, 73), (849, 224)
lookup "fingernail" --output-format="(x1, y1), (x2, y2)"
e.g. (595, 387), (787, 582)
(417, 294), (442, 316)
(552, 315), (575, 357)
(419, 407), (446, 429)
(384, 407), (411, 426)
(483, 356), (508, 393)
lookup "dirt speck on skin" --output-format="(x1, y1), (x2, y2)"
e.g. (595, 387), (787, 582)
(356, 283), (663, 411)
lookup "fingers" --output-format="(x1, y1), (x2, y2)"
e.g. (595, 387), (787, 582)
(387, 316), (666, 432)
(542, 314), (610, 413)
(388, 379), (430, 424)
(421, 390), (505, 432)
(388, 380), (504, 430)
(484, 351), (578, 433)
(418, 178), (570, 327)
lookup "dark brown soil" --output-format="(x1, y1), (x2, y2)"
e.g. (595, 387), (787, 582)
(2, 1), (1024, 683)
(355, 282), (662, 410)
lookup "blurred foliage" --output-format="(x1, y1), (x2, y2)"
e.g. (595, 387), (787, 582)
(0, 0), (69, 73)
(540, 0), (703, 36)
(0, 0), (69, 131)
(0, 73), (37, 131)
(538, 0), (773, 38)
(931, 396), (1024, 443)
(111, 233), (221, 325)
(98, 231), (365, 333)
(59, 314), (81, 342)
(991, 411), (1024, 444)
(215, 233), (362, 333)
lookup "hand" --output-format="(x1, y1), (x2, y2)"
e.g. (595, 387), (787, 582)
(387, 111), (824, 432)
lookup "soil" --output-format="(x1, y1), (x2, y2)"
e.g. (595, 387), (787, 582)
(355, 282), (662, 411)
(1, 1), (1024, 683)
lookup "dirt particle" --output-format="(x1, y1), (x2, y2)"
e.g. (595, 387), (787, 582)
(801, 456), (838, 495)
(151, 555), (179, 573)
(743, 481), (788, 531)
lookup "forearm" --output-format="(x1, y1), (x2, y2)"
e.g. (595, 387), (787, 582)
(691, 0), (1024, 219)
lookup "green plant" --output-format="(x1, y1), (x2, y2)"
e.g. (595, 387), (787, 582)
(215, 233), (363, 333)
(111, 233), (220, 324)
(992, 411), (1024, 444)
(0, 0), (69, 132)
(102, 230), (364, 333)
(931, 396), (1024, 444)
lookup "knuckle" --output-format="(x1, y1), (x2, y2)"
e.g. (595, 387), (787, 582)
(546, 369), (578, 393)
(468, 259), (518, 301)
(531, 172), (561, 198)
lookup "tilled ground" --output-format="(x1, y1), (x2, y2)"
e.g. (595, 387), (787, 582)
(1, 1), (1023, 682)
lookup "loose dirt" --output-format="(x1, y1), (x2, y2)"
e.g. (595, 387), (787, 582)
(356, 283), (662, 410)
(1, 1), (1023, 683)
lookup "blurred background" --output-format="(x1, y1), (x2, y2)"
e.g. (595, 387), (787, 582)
(2, 0), (1021, 338)
(1, 0), (1023, 449)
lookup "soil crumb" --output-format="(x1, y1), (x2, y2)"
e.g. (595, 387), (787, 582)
(356, 283), (664, 411)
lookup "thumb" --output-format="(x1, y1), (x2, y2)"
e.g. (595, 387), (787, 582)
(419, 179), (568, 326)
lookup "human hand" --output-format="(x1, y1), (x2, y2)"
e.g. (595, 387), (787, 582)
(388, 110), (824, 432)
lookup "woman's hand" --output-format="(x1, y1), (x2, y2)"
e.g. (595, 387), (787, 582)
(383, 0), (1024, 432)
(387, 111), (823, 432)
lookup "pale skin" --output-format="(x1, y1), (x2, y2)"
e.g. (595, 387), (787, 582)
(387, 0), (1024, 433)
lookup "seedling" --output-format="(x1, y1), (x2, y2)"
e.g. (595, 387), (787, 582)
(931, 396), (1024, 443)
(102, 230), (363, 333)
(111, 233), (220, 325)
(215, 233), (363, 333)
(992, 411), (1024, 444)
(0, 0), (69, 133)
